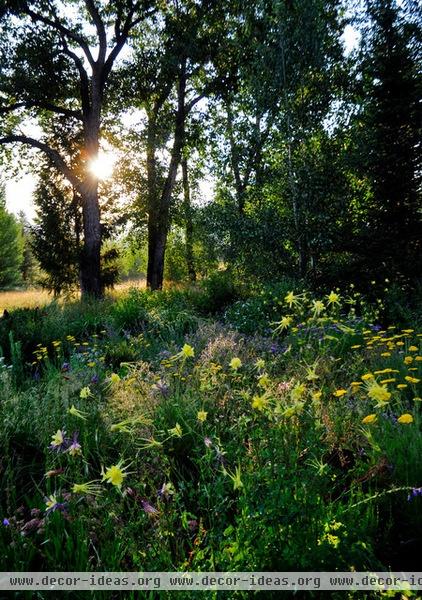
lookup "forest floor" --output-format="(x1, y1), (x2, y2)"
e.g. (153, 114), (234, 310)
(0, 280), (421, 599)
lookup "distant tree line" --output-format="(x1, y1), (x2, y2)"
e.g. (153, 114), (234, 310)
(0, 0), (420, 297)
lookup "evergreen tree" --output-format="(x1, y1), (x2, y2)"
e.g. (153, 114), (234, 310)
(0, 186), (23, 288)
(356, 0), (422, 280)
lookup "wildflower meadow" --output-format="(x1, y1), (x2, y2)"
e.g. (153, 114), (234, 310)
(0, 280), (421, 598)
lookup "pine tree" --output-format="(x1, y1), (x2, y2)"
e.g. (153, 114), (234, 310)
(358, 0), (422, 279)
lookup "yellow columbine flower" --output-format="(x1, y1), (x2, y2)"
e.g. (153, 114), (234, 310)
(87, 361), (96, 368)
(415, 356), (422, 362)
(397, 413), (413, 424)
(405, 376), (420, 384)
(397, 384), (408, 389)
(361, 373), (374, 381)
(251, 395), (268, 411)
(404, 356), (413, 365)
(50, 429), (64, 447)
(168, 423), (183, 438)
(409, 346), (418, 352)
(197, 411), (208, 423)
(258, 373), (270, 388)
(181, 344), (195, 358)
(230, 357), (242, 370)
(80, 386), (91, 399)
(333, 389), (347, 398)
(351, 345), (361, 349)
(284, 291), (300, 308)
(362, 414), (377, 424)
(380, 378), (396, 384)
(402, 329), (414, 334)
(381, 352), (391, 357)
(274, 315), (293, 332)
(326, 291), (340, 306)
(45, 495), (58, 511)
(351, 381), (363, 387)
(255, 358), (266, 370)
(312, 390), (322, 401)
(291, 382), (306, 401)
(312, 300), (325, 316)
(101, 461), (128, 488)
(68, 405), (87, 420)
(72, 481), (102, 496)
(110, 373), (121, 383)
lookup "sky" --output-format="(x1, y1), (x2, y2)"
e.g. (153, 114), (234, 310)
(4, 25), (360, 221)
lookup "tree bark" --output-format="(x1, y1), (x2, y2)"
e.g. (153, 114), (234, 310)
(181, 157), (196, 282)
(147, 63), (187, 290)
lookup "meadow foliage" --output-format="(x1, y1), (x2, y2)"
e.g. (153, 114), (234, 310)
(0, 281), (421, 598)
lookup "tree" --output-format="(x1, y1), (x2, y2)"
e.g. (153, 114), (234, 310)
(0, 0), (154, 297)
(0, 187), (23, 289)
(353, 0), (422, 280)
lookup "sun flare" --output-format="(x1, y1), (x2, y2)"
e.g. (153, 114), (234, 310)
(89, 153), (116, 180)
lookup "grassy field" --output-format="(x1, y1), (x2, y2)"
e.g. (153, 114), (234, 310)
(0, 281), (421, 598)
(0, 278), (146, 312)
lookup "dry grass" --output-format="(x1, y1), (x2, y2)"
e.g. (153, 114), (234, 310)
(0, 278), (146, 312)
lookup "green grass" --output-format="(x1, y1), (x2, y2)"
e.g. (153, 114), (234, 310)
(0, 282), (421, 599)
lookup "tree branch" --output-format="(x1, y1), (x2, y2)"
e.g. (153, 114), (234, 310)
(0, 101), (82, 120)
(24, 6), (95, 68)
(0, 135), (82, 192)
(84, 0), (107, 63)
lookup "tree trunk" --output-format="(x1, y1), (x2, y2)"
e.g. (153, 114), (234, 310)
(181, 157), (196, 282)
(147, 64), (186, 291)
(80, 76), (102, 299)
(80, 176), (102, 297)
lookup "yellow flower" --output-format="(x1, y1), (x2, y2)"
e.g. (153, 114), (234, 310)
(397, 413), (413, 424)
(415, 356), (422, 362)
(351, 345), (361, 349)
(110, 373), (121, 383)
(87, 361), (96, 368)
(252, 395), (268, 411)
(361, 373), (374, 381)
(327, 291), (340, 306)
(284, 291), (300, 308)
(402, 329), (414, 334)
(381, 352), (391, 357)
(408, 346), (418, 352)
(101, 462), (128, 488)
(258, 373), (270, 388)
(181, 344), (195, 358)
(333, 389), (347, 397)
(80, 386), (91, 399)
(291, 382), (306, 401)
(72, 481), (102, 496)
(168, 423), (183, 438)
(255, 358), (266, 370)
(367, 382), (391, 404)
(351, 381), (363, 387)
(274, 316), (292, 331)
(397, 384), (408, 389)
(362, 414), (377, 424)
(404, 356), (414, 365)
(45, 495), (58, 511)
(197, 410), (208, 422)
(312, 390), (322, 401)
(405, 376), (420, 384)
(230, 357), (242, 370)
(413, 397), (422, 402)
(50, 429), (64, 447)
(380, 378), (396, 384)
(312, 300), (325, 316)
(68, 405), (87, 420)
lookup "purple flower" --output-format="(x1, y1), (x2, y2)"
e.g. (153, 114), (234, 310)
(2, 518), (10, 526)
(67, 432), (82, 456)
(408, 487), (422, 501)
(61, 362), (70, 372)
(91, 374), (99, 384)
(140, 500), (159, 515)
